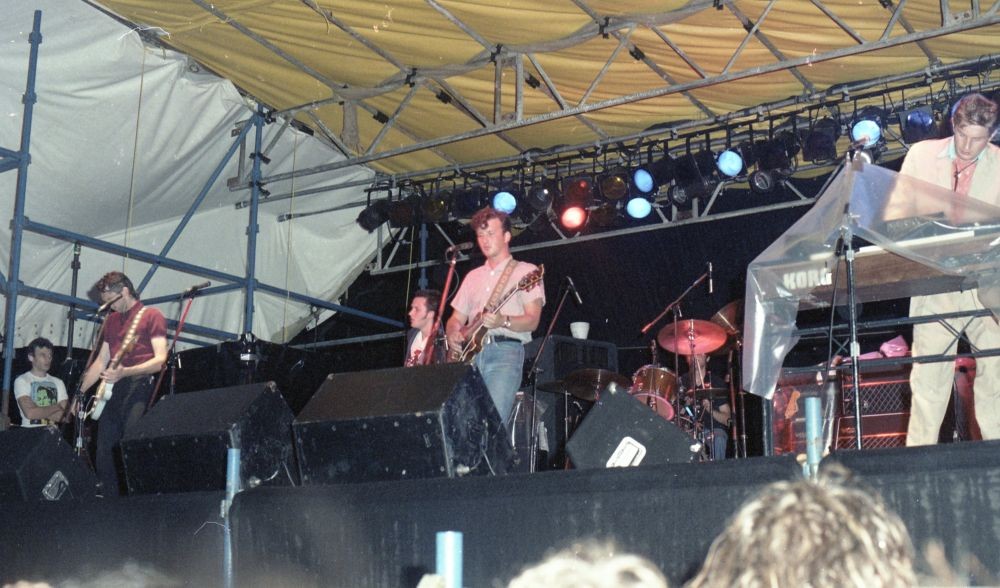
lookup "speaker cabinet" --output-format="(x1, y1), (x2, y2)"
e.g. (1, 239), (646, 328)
(293, 363), (513, 484)
(0, 427), (97, 501)
(566, 383), (698, 468)
(524, 335), (618, 384)
(835, 412), (909, 450)
(841, 365), (911, 416)
(121, 382), (296, 495)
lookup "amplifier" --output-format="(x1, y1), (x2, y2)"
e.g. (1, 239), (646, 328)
(841, 365), (911, 416)
(835, 413), (909, 450)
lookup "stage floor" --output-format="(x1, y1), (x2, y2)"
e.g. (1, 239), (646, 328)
(1, 441), (999, 586)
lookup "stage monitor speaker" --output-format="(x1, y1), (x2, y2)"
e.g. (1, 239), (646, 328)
(293, 363), (512, 484)
(524, 335), (618, 385)
(0, 427), (97, 501)
(121, 382), (296, 495)
(566, 383), (698, 468)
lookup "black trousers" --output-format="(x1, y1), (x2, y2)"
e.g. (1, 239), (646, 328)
(95, 375), (154, 496)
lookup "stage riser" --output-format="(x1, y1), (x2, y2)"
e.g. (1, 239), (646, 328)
(0, 492), (225, 585)
(231, 457), (801, 587)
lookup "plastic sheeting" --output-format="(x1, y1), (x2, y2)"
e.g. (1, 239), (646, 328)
(743, 158), (1000, 399)
(1, 0), (377, 348)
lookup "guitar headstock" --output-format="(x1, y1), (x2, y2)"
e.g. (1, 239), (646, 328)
(518, 265), (545, 291)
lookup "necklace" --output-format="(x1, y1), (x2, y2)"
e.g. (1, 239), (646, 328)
(953, 158), (977, 191)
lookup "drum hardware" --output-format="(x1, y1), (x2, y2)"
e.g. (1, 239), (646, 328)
(656, 319), (728, 356)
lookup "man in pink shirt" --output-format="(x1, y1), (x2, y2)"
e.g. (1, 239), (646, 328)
(901, 93), (1000, 445)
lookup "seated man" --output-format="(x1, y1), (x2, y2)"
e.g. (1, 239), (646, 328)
(14, 337), (68, 427)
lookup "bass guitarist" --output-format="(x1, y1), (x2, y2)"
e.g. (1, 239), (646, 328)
(78, 271), (167, 496)
(446, 207), (545, 423)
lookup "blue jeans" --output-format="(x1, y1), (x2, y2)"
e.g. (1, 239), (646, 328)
(711, 427), (729, 461)
(474, 340), (524, 423)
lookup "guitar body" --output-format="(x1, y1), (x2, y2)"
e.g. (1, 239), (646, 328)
(448, 266), (544, 364)
(90, 381), (114, 420)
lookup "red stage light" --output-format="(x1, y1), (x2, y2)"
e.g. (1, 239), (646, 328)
(560, 206), (587, 230)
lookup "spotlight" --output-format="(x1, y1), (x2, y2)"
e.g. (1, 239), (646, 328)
(851, 106), (884, 148)
(631, 156), (674, 196)
(899, 106), (937, 143)
(625, 196), (652, 219)
(591, 203), (620, 227)
(453, 186), (486, 218)
(492, 187), (518, 214)
(558, 176), (593, 231)
(525, 179), (557, 212)
(716, 149), (744, 178)
(387, 195), (420, 227)
(669, 152), (713, 207)
(801, 117), (841, 162)
(421, 191), (450, 223)
(599, 169), (629, 201)
(748, 169), (778, 194)
(356, 200), (390, 232)
(756, 131), (799, 174)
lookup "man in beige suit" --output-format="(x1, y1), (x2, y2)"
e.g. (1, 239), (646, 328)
(901, 93), (1000, 445)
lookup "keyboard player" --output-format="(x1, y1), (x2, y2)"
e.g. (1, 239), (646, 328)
(902, 93), (1000, 446)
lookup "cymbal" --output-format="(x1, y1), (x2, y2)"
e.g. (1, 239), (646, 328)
(537, 380), (568, 395)
(562, 368), (631, 401)
(657, 319), (728, 355)
(711, 299), (744, 335)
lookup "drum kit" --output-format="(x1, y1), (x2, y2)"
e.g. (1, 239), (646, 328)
(540, 300), (745, 462)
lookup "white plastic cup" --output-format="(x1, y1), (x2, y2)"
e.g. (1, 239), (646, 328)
(570, 321), (590, 339)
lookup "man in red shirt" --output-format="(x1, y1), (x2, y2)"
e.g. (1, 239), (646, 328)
(79, 271), (167, 495)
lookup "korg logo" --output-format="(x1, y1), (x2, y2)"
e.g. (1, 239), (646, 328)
(782, 268), (832, 291)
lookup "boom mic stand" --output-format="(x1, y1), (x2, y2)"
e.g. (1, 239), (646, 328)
(523, 281), (573, 472)
(641, 269), (710, 429)
(150, 288), (201, 408)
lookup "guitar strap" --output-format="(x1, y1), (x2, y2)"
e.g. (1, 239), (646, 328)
(116, 306), (149, 367)
(483, 258), (518, 320)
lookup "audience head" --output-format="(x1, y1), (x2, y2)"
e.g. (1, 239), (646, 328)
(686, 465), (915, 588)
(508, 540), (668, 588)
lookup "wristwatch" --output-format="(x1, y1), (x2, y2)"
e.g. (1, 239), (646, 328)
(503, 315), (512, 329)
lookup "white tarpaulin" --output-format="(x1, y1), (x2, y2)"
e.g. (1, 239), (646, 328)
(1, 0), (384, 349)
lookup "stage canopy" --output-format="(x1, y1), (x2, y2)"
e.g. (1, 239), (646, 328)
(1, 0), (998, 349)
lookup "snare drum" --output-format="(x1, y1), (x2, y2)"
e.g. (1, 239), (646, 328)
(630, 365), (679, 421)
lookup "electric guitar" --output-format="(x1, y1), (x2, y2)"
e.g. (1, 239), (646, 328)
(88, 307), (147, 420)
(449, 266), (544, 364)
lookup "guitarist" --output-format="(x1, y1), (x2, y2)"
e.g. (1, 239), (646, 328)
(446, 208), (544, 423)
(404, 289), (447, 366)
(78, 271), (167, 496)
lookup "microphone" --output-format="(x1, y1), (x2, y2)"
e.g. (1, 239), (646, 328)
(707, 262), (714, 295)
(565, 276), (583, 305)
(96, 293), (122, 313)
(445, 242), (474, 255)
(182, 281), (212, 297)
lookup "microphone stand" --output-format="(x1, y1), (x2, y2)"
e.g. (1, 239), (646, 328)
(70, 311), (110, 460)
(641, 270), (710, 428)
(524, 281), (573, 472)
(424, 249), (461, 364)
(149, 291), (199, 408)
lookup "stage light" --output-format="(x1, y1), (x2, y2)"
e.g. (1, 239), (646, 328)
(599, 169), (629, 200)
(563, 176), (594, 203)
(452, 186), (486, 218)
(387, 195), (420, 228)
(560, 205), (587, 230)
(756, 131), (799, 174)
(668, 152), (713, 207)
(557, 175), (593, 231)
(525, 179), (557, 212)
(591, 203), (620, 227)
(631, 156), (674, 197)
(801, 117), (841, 162)
(748, 169), (778, 194)
(716, 149), (743, 178)
(899, 106), (937, 143)
(421, 191), (450, 223)
(492, 189), (517, 214)
(356, 200), (390, 232)
(625, 196), (652, 218)
(851, 106), (884, 147)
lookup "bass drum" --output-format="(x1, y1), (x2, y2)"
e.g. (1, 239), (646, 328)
(630, 365), (678, 421)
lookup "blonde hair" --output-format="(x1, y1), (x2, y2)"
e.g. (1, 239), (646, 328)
(508, 540), (668, 588)
(686, 466), (915, 588)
